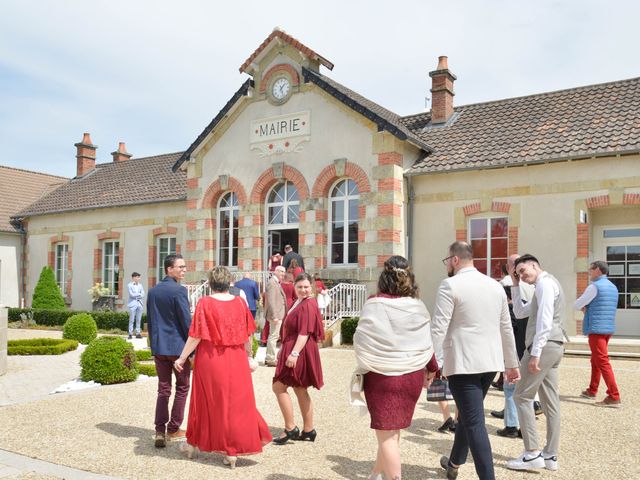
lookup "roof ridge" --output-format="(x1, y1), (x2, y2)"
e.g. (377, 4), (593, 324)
(402, 76), (640, 119)
(0, 164), (68, 180)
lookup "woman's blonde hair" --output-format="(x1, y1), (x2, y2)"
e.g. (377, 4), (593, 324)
(208, 266), (231, 292)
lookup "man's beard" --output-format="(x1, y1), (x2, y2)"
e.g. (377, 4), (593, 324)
(447, 267), (455, 278)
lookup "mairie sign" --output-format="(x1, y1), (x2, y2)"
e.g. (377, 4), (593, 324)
(250, 111), (310, 144)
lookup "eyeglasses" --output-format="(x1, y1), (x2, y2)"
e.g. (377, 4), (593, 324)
(173, 265), (187, 270)
(442, 255), (455, 265)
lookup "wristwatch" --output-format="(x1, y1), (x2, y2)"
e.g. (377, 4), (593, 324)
(290, 351), (300, 357)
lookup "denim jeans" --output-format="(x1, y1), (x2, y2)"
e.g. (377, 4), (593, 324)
(128, 303), (143, 335)
(448, 372), (496, 480)
(503, 381), (519, 428)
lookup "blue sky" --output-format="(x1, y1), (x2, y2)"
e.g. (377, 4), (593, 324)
(1, 0), (639, 178)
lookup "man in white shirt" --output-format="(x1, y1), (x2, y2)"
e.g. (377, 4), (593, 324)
(506, 254), (565, 472)
(127, 272), (145, 339)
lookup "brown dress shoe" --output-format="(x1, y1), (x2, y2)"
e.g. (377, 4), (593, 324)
(595, 396), (621, 408)
(154, 432), (166, 448)
(166, 428), (186, 441)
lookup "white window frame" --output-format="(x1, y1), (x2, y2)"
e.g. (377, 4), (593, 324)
(328, 179), (359, 266)
(266, 181), (299, 227)
(54, 243), (68, 294)
(468, 216), (509, 279)
(217, 192), (239, 268)
(157, 236), (177, 281)
(102, 240), (120, 295)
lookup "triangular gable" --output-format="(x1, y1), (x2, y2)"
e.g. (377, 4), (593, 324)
(239, 27), (334, 74)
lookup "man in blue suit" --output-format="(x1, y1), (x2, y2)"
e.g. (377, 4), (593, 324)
(147, 254), (192, 448)
(235, 273), (261, 319)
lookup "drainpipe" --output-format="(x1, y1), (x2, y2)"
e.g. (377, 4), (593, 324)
(406, 175), (415, 264)
(10, 217), (27, 307)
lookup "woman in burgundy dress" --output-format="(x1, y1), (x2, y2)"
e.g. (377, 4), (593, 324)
(272, 272), (325, 445)
(174, 266), (272, 468)
(353, 256), (437, 480)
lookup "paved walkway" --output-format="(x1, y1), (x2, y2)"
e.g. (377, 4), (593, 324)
(1, 329), (639, 479)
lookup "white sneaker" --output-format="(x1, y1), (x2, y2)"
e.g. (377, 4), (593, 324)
(542, 451), (558, 471)
(506, 451), (545, 470)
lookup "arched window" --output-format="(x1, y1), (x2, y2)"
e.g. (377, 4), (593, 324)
(329, 179), (359, 265)
(218, 192), (239, 267)
(267, 181), (299, 225)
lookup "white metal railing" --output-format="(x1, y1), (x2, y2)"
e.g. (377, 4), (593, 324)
(185, 271), (273, 311)
(322, 282), (368, 329)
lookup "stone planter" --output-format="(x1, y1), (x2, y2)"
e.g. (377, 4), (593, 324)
(92, 295), (116, 311)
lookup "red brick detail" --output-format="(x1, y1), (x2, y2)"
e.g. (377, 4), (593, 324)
(97, 231), (121, 240)
(252, 215), (263, 226)
(186, 199), (197, 210)
(508, 227), (519, 255)
(585, 195), (610, 209)
(186, 220), (198, 231)
(456, 229), (467, 241)
(358, 255), (365, 268)
(463, 203), (481, 216)
(491, 201), (511, 213)
(204, 218), (216, 229)
(623, 193), (640, 205)
(378, 204), (401, 217)
(315, 233), (326, 246)
(377, 255), (389, 267)
(175, 244), (182, 254)
(377, 178), (402, 192)
(148, 276), (157, 287)
(250, 166), (310, 204)
(49, 235), (70, 243)
(252, 258), (263, 270)
(575, 318), (583, 335)
(377, 229), (401, 243)
(186, 177), (199, 188)
(204, 239), (215, 250)
(377, 152), (402, 166)
(259, 64), (300, 93)
(315, 209), (327, 222)
(152, 226), (178, 236)
(577, 272), (589, 296)
(203, 260), (215, 271)
(358, 205), (367, 219)
(47, 251), (55, 268)
(202, 176), (248, 209)
(117, 247), (124, 300)
(576, 223), (589, 258)
(186, 260), (197, 271)
(311, 163), (372, 198)
(358, 230), (365, 242)
(65, 251), (73, 297)
(186, 240), (197, 252)
(315, 257), (326, 269)
(148, 245), (157, 267)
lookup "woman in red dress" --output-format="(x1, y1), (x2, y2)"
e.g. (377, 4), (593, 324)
(174, 266), (272, 468)
(287, 258), (304, 279)
(272, 272), (325, 445)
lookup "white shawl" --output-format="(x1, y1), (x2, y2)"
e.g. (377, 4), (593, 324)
(350, 296), (434, 409)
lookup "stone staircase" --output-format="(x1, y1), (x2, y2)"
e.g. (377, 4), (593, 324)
(564, 336), (640, 360)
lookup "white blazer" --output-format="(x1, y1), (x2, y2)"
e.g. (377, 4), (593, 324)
(432, 267), (519, 377)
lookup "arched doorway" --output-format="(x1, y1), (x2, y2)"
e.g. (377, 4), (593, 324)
(265, 181), (299, 264)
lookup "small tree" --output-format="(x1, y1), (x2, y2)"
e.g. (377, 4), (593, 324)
(32, 266), (66, 310)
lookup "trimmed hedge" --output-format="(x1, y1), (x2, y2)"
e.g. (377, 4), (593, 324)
(252, 335), (259, 358)
(137, 363), (157, 376)
(135, 350), (152, 361)
(8, 308), (146, 331)
(81, 336), (138, 384)
(63, 313), (97, 344)
(8, 338), (78, 355)
(32, 266), (66, 310)
(340, 317), (360, 344)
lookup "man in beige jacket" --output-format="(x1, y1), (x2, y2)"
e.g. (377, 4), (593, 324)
(264, 266), (287, 366)
(432, 241), (520, 480)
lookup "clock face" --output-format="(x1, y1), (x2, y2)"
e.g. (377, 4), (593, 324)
(272, 77), (291, 100)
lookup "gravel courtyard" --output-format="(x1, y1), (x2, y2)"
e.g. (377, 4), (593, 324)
(0, 335), (638, 480)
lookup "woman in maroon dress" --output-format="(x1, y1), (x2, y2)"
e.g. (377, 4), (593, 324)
(353, 256), (437, 480)
(174, 266), (272, 468)
(272, 272), (325, 445)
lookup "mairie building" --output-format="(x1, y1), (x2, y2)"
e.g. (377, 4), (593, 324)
(8, 29), (640, 337)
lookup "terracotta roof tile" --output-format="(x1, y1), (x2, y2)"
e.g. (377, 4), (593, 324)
(404, 77), (640, 174)
(14, 152), (185, 219)
(0, 166), (67, 232)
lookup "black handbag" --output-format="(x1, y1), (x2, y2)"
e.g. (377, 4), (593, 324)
(426, 378), (454, 402)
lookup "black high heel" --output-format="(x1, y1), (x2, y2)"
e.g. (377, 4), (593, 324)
(296, 429), (317, 442)
(272, 426), (299, 445)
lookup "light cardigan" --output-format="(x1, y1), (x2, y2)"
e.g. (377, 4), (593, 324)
(350, 296), (434, 409)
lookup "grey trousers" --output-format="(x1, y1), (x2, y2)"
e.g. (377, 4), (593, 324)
(514, 341), (564, 455)
(265, 319), (282, 364)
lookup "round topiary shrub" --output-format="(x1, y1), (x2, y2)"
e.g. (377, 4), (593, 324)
(340, 316), (360, 344)
(63, 313), (97, 345)
(80, 336), (138, 384)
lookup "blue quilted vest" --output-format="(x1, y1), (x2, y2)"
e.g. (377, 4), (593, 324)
(583, 276), (618, 335)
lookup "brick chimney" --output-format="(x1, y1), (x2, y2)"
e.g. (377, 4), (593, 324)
(111, 142), (132, 162)
(74, 133), (97, 177)
(429, 56), (457, 124)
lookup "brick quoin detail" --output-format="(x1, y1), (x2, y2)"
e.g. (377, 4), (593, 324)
(491, 201), (511, 213)
(576, 272), (589, 296)
(202, 176), (248, 209)
(186, 220), (198, 231)
(378, 204), (401, 217)
(186, 240), (197, 252)
(97, 231), (121, 240)
(186, 199), (197, 210)
(508, 227), (519, 255)
(311, 162), (371, 198)
(47, 251), (55, 268)
(463, 203), (481, 216)
(377, 178), (402, 192)
(186, 178), (199, 189)
(152, 226), (178, 236)
(456, 229), (467, 241)
(250, 166), (310, 204)
(259, 64), (301, 93)
(585, 195), (610, 209)
(576, 224), (589, 258)
(378, 229), (401, 243)
(377, 152), (403, 166)
(623, 193), (640, 205)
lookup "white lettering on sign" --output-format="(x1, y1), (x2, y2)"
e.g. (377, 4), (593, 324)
(250, 111), (310, 144)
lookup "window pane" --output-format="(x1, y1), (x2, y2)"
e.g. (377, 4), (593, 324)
(469, 219), (487, 239)
(348, 199), (358, 222)
(347, 179), (359, 196)
(618, 295), (625, 309)
(491, 238), (508, 258)
(474, 259), (487, 275)
(269, 183), (285, 203)
(491, 217), (508, 237)
(232, 227), (239, 248)
(348, 242), (358, 264)
(471, 239), (487, 258)
(332, 201), (344, 222)
(220, 248), (229, 267)
(220, 229), (230, 248)
(348, 221), (358, 242)
(287, 183), (299, 202)
(269, 206), (283, 224)
(606, 246), (625, 261)
(332, 243), (344, 264)
(170, 237), (176, 252)
(628, 246), (640, 261)
(232, 247), (238, 267)
(610, 277), (625, 292)
(332, 180), (345, 198)
(490, 259), (504, 280)
(287, 205), (299, 223)
(332, 223), (344, 243)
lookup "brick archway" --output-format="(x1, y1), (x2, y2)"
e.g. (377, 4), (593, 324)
(201, 176), (248, 209)
(250, 165), (310, 204)
(311, 162), (371, 198)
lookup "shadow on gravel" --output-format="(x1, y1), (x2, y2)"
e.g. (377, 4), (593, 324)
(326, 454), (439, 479)
(95, 422), (258, 468)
